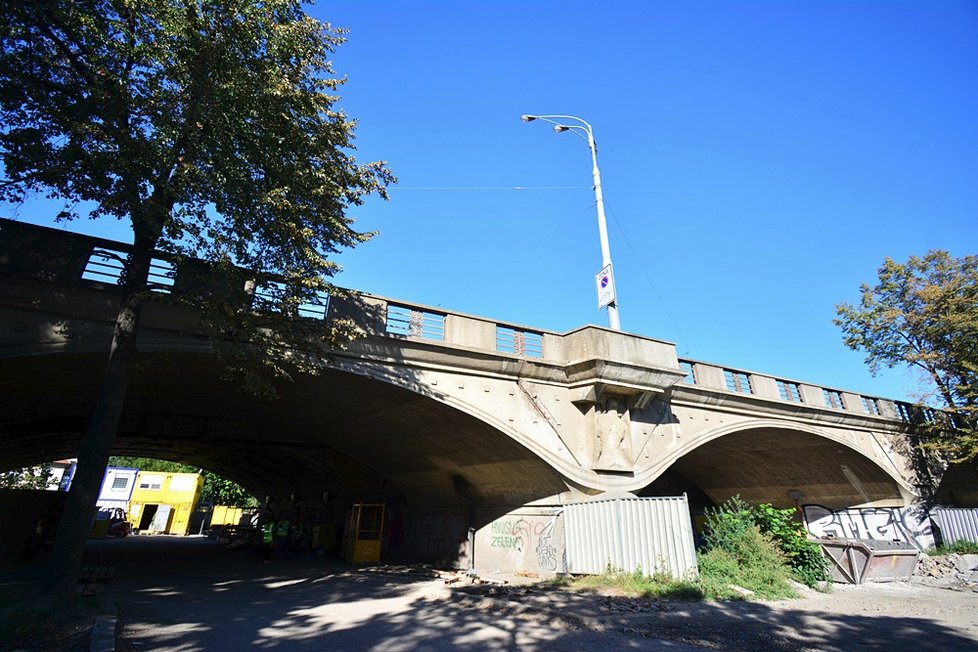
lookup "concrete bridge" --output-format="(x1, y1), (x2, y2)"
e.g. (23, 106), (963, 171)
(0, 219), (937, 568)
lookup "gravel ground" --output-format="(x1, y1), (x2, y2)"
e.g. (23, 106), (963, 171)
(26, 538), (978, 651)
(452, 562), (978, 651)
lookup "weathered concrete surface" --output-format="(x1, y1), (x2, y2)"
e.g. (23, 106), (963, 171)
(0, 219), (944, 574)
(0, 221), (914, 506)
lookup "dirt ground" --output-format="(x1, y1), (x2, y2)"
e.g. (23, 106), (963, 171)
(452, 574), (978, 651)
(9, 538), (978, 651)
(87, 543), (978, 651)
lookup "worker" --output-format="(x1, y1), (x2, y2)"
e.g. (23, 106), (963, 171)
(257, 516), (275, 562)
(274, 515), (291, 557)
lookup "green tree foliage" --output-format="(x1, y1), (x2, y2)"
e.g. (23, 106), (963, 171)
(835, 251), (978, 461)
(749, 502), (829, 587)
(702, 497), (828, 591)
(1, 0), (391, 595)
(109, 456), (257, 507)
(198, 473), (257, 508)
(0, 463), (54, 490)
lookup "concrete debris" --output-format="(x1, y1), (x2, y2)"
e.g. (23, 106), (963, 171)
(953, 554), (978, 574)
(435, 569), (509, 587)
(913, 552), (978, 591)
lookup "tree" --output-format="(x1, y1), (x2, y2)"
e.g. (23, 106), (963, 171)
(1, 0), (392, 595)
(835, 251), (978, 461)
(0, 463), (54, 490)
(198, 473), (258, 507)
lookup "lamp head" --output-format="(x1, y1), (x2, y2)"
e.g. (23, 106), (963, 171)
(521, 114), (537, 122)
(553, 125), (570, 133)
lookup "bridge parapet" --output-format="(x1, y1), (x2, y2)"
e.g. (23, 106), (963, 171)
(0, 218), (932, 431)
(676, 357), (928, 432)
(2, 220), (940, 433)
(0, 220), (600, 360)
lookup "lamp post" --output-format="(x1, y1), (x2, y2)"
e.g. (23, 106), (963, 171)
(521, 114), (621, 331)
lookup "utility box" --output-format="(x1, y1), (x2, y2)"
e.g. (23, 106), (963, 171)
(820, 538), (920, 584)
(342, 503), (384, 564)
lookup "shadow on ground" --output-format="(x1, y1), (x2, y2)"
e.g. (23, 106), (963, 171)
(8, 536), (975, 651)
(451, 580), (978, 652)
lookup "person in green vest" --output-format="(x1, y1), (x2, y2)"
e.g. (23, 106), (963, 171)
(274, 516), (291, 558)
(257, 515), (275, 563)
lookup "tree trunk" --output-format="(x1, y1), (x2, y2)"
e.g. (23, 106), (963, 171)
(42, 242), (154, 597)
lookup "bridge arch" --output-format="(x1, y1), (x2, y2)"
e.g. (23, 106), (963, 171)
(639, 419), (914, 510)
(0, 349), (570, 511)
(327, 354), (617, 493)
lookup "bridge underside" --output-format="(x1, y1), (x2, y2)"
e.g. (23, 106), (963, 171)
(642, 427), (907, 510)
(1, 352), (568, 511)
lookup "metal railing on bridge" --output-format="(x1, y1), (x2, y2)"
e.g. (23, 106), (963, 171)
(0, 218), (550, 360)
(676, 354), (936, 426)
(0, 218), (932, 424)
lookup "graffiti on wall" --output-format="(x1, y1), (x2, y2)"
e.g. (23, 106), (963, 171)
(803, 504), (934, 550)
(489, 515), (561, 571)
(490, 519), (523, 550)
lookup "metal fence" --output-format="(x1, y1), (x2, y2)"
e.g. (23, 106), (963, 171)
(932, 507), (978, 546)
(563, 496), (698, 579)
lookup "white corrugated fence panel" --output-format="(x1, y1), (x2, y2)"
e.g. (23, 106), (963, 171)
(933, 508), (978, 545)
(564, 496), (698, 579)
(564, 499), (618, 574)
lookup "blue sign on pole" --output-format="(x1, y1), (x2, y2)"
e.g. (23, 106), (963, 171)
(595, 264), (616, 309)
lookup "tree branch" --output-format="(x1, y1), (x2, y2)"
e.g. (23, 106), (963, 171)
(36, 10), (99, 86)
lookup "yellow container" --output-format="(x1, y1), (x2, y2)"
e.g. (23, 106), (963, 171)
(128, 472), (203, 535)
(212, 506), (243, 527)
(352, 539), (380, 564)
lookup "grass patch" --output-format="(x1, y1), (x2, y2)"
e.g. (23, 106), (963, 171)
(558, 568), (705, 600)
(708, 497), (829, 589)
(933, 539), (978, 555)
(696, 547), (796, 600)
(540, 558), (793, 602)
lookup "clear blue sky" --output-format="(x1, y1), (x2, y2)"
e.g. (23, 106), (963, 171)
(5, 1), (977, 403)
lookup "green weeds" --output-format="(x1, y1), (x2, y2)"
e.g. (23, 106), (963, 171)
(932, 539), (978, 555)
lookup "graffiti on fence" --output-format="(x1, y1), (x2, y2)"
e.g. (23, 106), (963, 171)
(803, 504), (934, 550)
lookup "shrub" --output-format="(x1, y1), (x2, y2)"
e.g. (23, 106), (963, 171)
(749, 502), (829, 587)
(701, 497), (797, 599)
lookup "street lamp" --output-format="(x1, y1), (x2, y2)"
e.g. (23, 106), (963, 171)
(521, 114), (621, 331)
